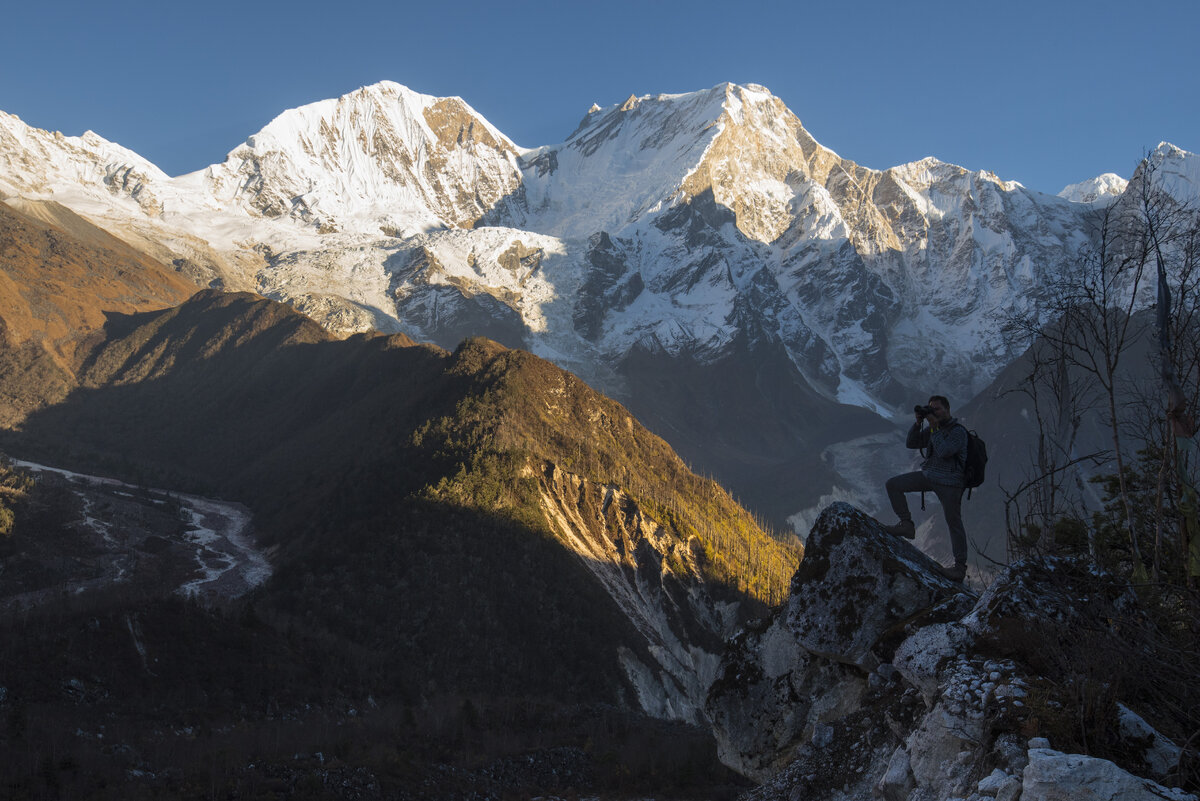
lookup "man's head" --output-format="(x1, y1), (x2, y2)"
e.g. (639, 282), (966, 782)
(927, 395), (951, 425)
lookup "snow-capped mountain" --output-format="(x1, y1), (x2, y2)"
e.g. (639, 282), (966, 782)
(0, 110), (168, 217)
(3, 81), (1197, 533)
(1058, 172), (1128, 204)
(178, 81), (523, 236)
(1137, 142), (1200, 206)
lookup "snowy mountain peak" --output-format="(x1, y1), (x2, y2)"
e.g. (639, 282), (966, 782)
(1141, 142), (1200, 205)
(1058, 173), (1128, 204)
(2, 82), (1191, 431)
(507, 82), (839, 241)
(192, 81), (523, 235)
(0, 109), (168, 215)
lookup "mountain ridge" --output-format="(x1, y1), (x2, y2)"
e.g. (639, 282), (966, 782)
(3, 80), (1197, 538)
(5, 82), (1190, 404)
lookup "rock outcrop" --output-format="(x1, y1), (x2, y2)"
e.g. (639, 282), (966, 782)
(708, 502), (1198, 801)
(706, 503), (970, 781)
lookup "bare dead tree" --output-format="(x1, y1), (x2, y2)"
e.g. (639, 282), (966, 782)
(996, 331), (1108, 556)
(1144, 160), (1200, 585)
(1002, 197), (1151, 562)
(999, 155), (1200, 577)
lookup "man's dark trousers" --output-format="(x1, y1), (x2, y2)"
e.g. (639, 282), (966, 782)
(885, 471), (967, 565)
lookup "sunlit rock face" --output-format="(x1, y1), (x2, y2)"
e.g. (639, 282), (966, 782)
(536, 462), (741, 725)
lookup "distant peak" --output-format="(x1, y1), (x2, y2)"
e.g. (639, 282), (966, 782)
(719, 82), (775, 99)
(1058, 173), (1128, 204)
(619, 94), (641, 112)
(1153, 141), (1185, 156)
(347, 80), (422, 99)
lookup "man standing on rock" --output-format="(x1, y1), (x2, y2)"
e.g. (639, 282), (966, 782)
(882, 395), (969, 582)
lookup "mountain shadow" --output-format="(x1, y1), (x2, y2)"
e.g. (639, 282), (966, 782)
(4, 289), (798, 710)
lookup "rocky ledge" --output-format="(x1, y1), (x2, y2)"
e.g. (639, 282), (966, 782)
(707, 502), (1197, 801)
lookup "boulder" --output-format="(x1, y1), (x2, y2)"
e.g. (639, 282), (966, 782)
(875, 746), (916, 801)
(784, 503), (971, 671)
(977, 768), (1023, 800)
(1117, 703), (1185, 780)
(705, 614), (865, 781)
(1023, 746), (1197, 801)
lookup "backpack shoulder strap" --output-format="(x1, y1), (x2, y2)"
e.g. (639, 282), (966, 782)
(952, 422), (969, 463)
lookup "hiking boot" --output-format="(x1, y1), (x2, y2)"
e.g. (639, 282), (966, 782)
(935, 562), (967, 583)
(881, 519), (915, 539)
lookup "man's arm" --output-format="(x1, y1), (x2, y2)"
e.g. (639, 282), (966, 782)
(905, 421), (928, 450)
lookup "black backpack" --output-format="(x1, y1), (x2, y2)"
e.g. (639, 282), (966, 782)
(959, 425), (988, 495)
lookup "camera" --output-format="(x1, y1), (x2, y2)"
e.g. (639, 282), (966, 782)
(914, 404), (934, 416)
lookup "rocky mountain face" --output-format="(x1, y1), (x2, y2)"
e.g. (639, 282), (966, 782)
(537, 462), (742, 723)
(707, 503), (1198, 801)
(8, 82), (1196, 535)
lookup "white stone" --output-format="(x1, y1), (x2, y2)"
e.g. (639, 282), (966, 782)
(978, 767), (1012, 794)
(906, 701), (986, 796)
(876, 746), (916, 801)
(893, 621), (971, 706)
(1117, 703), (1184, 779)
(1023, 747), (1197, 801)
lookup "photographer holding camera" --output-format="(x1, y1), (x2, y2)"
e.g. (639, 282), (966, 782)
(882, 395), (969, 582)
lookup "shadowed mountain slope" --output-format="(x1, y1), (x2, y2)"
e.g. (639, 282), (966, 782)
(5, 288), (797, 715)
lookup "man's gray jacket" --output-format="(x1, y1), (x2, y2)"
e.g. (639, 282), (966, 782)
(907, 418), (968, 487)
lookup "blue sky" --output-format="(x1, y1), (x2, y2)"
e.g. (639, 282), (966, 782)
(2, 0), (1196, 195)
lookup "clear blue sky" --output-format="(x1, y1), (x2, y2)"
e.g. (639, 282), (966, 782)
(3, 0), (1196, 195)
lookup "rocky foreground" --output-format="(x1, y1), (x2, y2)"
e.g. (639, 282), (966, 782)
(708, 503), (1197, 801)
